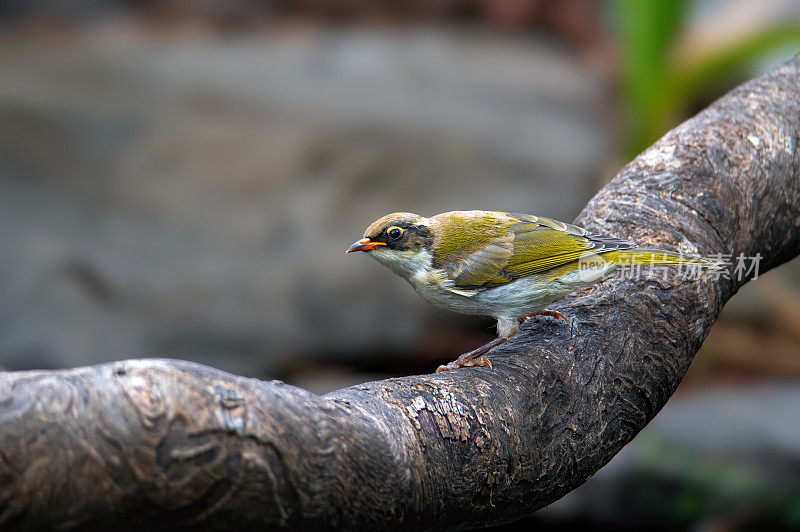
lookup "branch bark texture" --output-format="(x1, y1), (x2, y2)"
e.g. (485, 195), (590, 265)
(2, 57), (800, 530)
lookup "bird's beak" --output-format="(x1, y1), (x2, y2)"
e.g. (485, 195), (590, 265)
(346, 238), (387, 253)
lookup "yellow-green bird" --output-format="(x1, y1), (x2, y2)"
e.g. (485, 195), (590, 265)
(347, 210), (709, 372)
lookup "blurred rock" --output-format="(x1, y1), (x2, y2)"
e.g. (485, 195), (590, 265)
(0, 26), (608, 376)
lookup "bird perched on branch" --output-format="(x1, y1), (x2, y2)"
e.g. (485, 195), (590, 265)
(347, 210), (710, 372)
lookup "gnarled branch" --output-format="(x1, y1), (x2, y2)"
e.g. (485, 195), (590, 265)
(2, 56), (800, 531)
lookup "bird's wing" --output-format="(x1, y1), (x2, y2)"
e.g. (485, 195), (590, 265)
(502, 218), (635, 282)
(429, 211), (517, 289)
(430, 211), (633, 290)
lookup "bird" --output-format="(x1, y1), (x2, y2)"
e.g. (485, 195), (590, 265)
(346, 210), (710, 373)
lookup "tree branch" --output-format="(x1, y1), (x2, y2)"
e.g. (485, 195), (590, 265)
(2, 56), (800, 531)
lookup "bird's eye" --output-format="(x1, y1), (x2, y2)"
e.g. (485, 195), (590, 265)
(387, 226), (404, 240)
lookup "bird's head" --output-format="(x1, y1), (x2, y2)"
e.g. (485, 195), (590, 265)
(346, 212), (434, 279)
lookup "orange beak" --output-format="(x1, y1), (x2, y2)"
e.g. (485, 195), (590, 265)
(346, 238), (387, 253)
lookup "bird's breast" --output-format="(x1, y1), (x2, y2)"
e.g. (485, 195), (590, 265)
(408, 271), (559, 318)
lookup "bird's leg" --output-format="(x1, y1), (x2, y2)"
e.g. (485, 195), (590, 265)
(435, 317), (518, 373)
(434, 337), (505, 372)
(524, 309), (568, 323)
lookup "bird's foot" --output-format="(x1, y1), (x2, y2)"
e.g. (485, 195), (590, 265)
(435, 355), (492, 373)
(434, 336), (507, 373)
(524, 309), (568, 323)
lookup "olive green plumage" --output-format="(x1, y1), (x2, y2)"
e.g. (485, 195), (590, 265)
(347, 210), (713, 372)
(350, 209), (710, 291)
(423, 211), (707, 289)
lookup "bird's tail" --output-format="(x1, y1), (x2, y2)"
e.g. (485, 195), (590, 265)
(598, 249), (715, 268)
(544, 248), (718, 283)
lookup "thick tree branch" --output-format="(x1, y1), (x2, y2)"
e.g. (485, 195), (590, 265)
(2, 56), (800, 531)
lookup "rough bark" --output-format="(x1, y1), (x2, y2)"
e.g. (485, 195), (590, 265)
(2, 56), (800, 531)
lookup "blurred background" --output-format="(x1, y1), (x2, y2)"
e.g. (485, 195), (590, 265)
(1, 0), (800, 529)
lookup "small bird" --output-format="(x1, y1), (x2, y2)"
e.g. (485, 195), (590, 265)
(347, 210), (709, 372)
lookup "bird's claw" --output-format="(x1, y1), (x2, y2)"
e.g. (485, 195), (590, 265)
(435, 356), (493, 373)
(524, 310), (568, 323)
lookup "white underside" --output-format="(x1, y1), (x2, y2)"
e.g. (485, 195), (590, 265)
(369, 246), (617, 337)
(411, 262), (616, 322)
